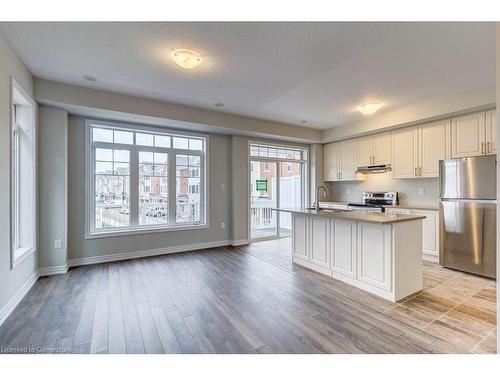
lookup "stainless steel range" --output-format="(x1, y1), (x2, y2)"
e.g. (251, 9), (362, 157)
(348, 191), (398, 212)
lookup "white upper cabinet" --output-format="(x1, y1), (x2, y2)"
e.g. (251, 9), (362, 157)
(372, 132), (391, 165)
(324, 140), (364, 182)
(323, 142), (340, 181)
(392, 120), (450, 179)
(485, 109), (496, 155)
(339, 139), (358, 181)
(418, 120), (450, 178)
(391, 126), (418, 179)
(451, 112), (486, 158)
(356, 132), (391, 167)
(356, 135), (372, 167)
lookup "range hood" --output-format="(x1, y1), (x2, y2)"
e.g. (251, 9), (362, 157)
(356, 164), (392, 174)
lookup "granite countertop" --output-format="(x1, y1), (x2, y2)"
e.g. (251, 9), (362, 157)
(273, 207), (426, 224)
(319, 201), (439, 211)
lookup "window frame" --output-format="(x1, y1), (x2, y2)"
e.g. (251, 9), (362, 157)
(10, 78), (37, 269)
(85, 119), (209, 239)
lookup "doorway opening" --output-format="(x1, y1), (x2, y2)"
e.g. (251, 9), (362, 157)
(249, 143), (307, 241)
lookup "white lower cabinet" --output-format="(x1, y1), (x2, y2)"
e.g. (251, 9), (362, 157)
(357, 222), (392, 291)
(331, 219), (357, 279)
(385, 207), (439, 262)
(292, 214), (309, 261)
(309, 216), (331, 271)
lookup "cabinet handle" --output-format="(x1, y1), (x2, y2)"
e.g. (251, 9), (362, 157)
(419, 167), (422, 176)
(339, 172), (342, 180)
(415, 167), (417, 177)
(481, 142), (485, 154)
(487, 142), (490, 154)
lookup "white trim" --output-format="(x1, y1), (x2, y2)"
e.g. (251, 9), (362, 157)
(86, 223), (210, 239)
(38, 264), (69, 277)
(68, 240), (231, 267)
(10, 77), (37, 270)
(230, 239), (250, 246)
(0, 271), (39, 327)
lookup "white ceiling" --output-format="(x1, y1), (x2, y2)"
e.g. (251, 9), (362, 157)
(0, 22), (495, 129)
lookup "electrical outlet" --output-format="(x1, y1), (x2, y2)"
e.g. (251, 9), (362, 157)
(220, 222), (226, 229)
(346, 188), (350, 195)
(221, 183), (225, 190)
(418, 188), (425, 196)
(54, 239), (62, 249)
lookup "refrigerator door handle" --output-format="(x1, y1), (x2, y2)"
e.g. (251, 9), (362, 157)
(440, 198), (497, 204)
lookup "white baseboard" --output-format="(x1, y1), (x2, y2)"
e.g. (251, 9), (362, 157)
(230, 239), (250, 246)
(0, 271), (39, 327)
(423, 254), (439, 263)
(38, 264), (69, 276)
(68, 240), (232, 267)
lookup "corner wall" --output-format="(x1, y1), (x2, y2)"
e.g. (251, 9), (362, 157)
(0, 33), (38, 324)
(38, 105), (68, 273)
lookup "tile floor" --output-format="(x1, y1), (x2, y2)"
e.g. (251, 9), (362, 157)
(241, 237), (497, 354)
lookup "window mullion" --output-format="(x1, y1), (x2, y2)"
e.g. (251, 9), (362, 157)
(130, 150), (139, 226)
(168, 151), (177, 224)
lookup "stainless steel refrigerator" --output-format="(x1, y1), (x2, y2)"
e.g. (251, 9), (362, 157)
(439, 155), (496, 278)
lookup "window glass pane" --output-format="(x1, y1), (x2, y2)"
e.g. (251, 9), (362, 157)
(114, 130), (133, 145)
(268, 148), (277, 158)
(139, 151), (154, 164)
(96, 161), (113, 174)
(250, 146), (259, 156)
(96, 148), (113, 161)
(176, 155), (201, 224)
(139, 154), (168, 225)
(155, 135), (171, 148)
(95, 176), (129, 229)
(277, 149), (286, 158)
(114, 162), (130, 175)
(93, 127), (113, 143)
(114, 149), (130, 162)
(173, 137), (189, 149)
(189, 138), (203, 151)
(154, 152), (168, 164)
(136, 133), (154, 146)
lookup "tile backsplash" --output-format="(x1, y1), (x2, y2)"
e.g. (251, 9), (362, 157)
(325, 172), (439, 206)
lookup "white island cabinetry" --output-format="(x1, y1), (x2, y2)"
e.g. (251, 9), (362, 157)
(284, 209), (424, 302)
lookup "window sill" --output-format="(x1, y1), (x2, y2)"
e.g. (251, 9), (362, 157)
(85, 223), (209, 239)
(11, 246), (36, 269)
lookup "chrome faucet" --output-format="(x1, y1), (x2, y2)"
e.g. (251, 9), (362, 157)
(315, 185), (327, 212)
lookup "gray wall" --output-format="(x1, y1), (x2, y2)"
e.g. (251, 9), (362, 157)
(67, 115), (231, 260)
(230, 135), (250, 243)
(326, 173), (439, 206)
(0, 33), (37, 315)
(38, 105), (68, 269)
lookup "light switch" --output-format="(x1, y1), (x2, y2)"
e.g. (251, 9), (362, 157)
(221, 183), (225, 190)
(220, 222), (226, 229)
(54, 239), (62, 249)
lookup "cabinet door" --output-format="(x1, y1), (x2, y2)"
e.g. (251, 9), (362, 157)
(419, 120), (449, 178)
(357, 222), (392, 291)
(292, 215), (309, 260)
(310, 216), (331, 269)
(451, 112), (486, 158)
(323, 143), (339, 181)
(356, 136), (372, 167)
(331, 219), (357, 278)
(339, 139), (357, 181)
(391, 126), (418, 179)
(413, 210), (439, 258)
(485, 109), (496, 155)
(372, 132), (391, 165)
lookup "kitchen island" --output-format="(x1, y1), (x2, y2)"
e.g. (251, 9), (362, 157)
(273, 208), (426, 302)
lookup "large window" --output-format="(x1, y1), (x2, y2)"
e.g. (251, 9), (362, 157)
(11, 79), (37, 268)
(86, 121), (207, 238)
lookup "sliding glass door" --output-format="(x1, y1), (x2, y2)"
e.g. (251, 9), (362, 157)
(249, 144), (307, 241)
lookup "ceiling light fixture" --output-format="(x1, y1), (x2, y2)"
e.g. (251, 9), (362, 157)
(300, 120), (308, 124)
(83, 74), (97, 82)
(357, 102), (382, 115)
(171, 49), (202, 70)
(215, 102), (224, 108)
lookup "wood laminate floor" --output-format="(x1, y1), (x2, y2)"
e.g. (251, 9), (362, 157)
(0, 238), (496, 354)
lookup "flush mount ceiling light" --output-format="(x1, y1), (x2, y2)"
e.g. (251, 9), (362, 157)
(357, 102), (382, 115)
(215, 102), (224, 107)
(171, 49), (202, 70)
